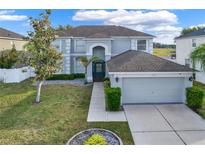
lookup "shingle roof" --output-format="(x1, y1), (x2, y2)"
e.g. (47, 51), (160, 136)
(0, 27), (25, 39)
(176, 28), (205, 39)
(107, 50), (193, 72)
(56, 25), (154, 38)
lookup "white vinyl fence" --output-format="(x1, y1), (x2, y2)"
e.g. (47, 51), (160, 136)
(0, 67), (35, 83)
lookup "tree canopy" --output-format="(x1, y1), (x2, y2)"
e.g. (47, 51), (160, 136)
(190, 44), (205, 71)
(55, 25), (73, 31)
(23, 10), (63, 103)
(181, 26), (204, 36)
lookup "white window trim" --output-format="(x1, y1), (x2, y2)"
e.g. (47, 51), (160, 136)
(137, 40), (147, 51)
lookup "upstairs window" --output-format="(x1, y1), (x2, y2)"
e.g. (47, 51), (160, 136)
(192, 39), (196, 47)
(185, 58), (191, 67)
(137, 40), (146, 51)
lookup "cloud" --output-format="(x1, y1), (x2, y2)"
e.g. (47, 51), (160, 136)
(73, 10), (181, 44)
(0, 10), (27, 21)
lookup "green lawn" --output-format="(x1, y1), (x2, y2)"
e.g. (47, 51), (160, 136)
(0, 80), (133, 144)
(153, 48), (175, 57)
(193, 81), (205, 118)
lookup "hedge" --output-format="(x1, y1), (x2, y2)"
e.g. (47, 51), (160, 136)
(186, 87), (204, 110)
(105, 87), (121, 111)
(46, 73), (85, 80)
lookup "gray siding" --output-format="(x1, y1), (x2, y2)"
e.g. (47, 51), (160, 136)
(72, 38), (86, 53)
(111, 38), (131, 55)
(53, 37), (153, 78)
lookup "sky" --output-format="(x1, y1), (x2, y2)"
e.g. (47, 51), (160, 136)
(0, 9), (205, 44)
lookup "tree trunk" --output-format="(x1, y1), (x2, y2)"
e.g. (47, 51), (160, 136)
(84, 67), (87, 84)
(36, 80), (43, 103)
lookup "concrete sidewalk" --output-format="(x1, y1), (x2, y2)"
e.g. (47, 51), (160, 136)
(87, 82), (126, 122)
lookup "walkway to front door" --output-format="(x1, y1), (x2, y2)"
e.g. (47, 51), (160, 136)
(87, 82), (126, 122)
(124, 104), (205, 145)
(92, 61), (105, 82)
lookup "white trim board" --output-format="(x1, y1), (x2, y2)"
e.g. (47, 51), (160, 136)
(109, 72), (193, 78)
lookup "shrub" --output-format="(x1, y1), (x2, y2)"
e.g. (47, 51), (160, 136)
(104, 80), (110, 88)
(46, 73), (85, 80)
(105, 87), (121, 111)
(0, 47), (21, 69)
(83, 133), (107, 145)
(186, 87), (204, 110)
(103, 77), (110, 82)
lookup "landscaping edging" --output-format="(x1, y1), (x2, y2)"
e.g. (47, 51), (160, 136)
(67, 128), (123, 145)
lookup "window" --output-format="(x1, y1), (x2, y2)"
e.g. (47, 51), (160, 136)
(192, 39), (196, 47)
(185, 58), (191, 67)
(76, 40), (85, 52)
(137, 40), (146, 51)
(75, 57), (85, 73)
(96, 63), (102, 72)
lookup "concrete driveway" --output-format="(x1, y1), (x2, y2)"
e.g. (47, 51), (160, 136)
(124, 104), (205, 145)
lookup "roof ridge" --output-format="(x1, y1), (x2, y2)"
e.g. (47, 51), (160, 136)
(107, 50), (193, 72)
(142, 50), (191, 69)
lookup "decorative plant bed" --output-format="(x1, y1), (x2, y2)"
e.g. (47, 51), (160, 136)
(67, 128), (123, 145)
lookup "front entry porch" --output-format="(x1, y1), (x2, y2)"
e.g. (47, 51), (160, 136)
(92, 60), (105, 82)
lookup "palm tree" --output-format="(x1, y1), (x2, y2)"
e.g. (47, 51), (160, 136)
(190, 44), (205, 73)
(79, 56), (99, 83)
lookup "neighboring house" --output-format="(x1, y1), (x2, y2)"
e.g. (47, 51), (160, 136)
(0, 27), (27, 51)
(175, 28), (205, 83)
(54, 25), (193, 104)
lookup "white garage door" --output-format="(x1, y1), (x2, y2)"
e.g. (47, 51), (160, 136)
(122, 77), (184, 104)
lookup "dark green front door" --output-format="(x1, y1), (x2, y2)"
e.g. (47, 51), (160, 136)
(92, 61), (105, 82)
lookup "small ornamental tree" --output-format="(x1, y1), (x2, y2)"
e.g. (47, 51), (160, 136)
(190, 44), (205, 72)
(23, 10), (63, 103)
(79, 56), (99, 83)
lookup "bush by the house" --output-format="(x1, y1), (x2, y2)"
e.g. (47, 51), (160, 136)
(83, 134), (107, 145)
(105, 87), (121, 111)
(103, 77), (110, 82)
(104, 80), (110, 88)
(0, 47), (21, 69)
(46, 73), (85, 80)
(186, 87), (204, 110)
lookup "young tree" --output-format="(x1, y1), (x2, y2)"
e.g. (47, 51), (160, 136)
(79, 56), (99, 83)
(24, 10), (63, 103)
(190, 44), (205, 72)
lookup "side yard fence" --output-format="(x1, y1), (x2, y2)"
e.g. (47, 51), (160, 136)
(0, 67), (35, 83)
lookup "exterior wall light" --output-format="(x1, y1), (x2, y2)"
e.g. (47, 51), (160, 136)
(115, 77), (119, 82)
(189, 76), (193, 81)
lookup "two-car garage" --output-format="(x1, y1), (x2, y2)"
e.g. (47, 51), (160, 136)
(107, 50), (193, 105)
(122, 77), (185, 104)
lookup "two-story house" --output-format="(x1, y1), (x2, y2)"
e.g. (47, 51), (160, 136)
(53, 25), (193, 104)
(0, 27), (27, 51)
(53, 25), (154, 81)
(175, 28), (205, 83)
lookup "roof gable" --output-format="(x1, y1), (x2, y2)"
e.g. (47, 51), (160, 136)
(57, 25), (154, 38)
(107, 50), (192, 72)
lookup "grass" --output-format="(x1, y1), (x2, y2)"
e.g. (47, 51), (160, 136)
(153, 48), (175, 57)
(193, 81), (205, 118)
(0, 79), (133, 144)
